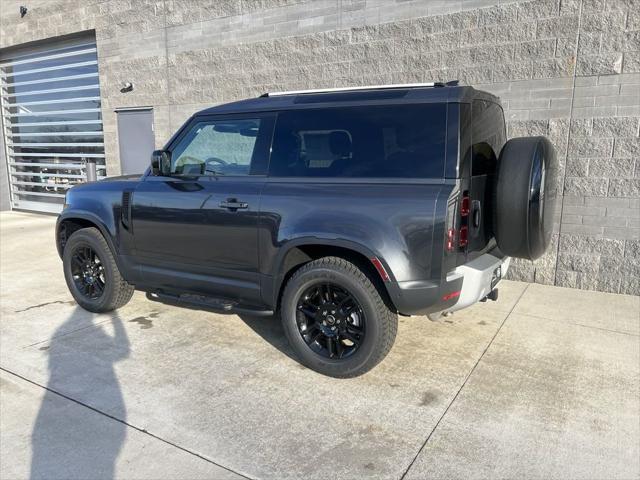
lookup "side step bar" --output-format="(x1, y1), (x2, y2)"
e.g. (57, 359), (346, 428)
(146, 291), (274, 317)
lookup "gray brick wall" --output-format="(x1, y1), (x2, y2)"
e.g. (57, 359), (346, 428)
(0, 0), (638, 294)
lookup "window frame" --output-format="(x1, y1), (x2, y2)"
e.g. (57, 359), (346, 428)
(163, 112), (276, 179)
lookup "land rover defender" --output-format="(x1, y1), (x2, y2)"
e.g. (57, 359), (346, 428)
(57, 83), (557, 377)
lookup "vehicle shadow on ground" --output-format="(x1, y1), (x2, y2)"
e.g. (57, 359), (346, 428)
(238, 313), (300, 362)
(30, 307), (129, 480)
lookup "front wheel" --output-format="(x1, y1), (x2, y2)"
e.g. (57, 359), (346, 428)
(280, 257), (398, 378)
(63, 227), (134, 313)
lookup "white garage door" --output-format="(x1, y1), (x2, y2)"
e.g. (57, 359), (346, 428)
(0, 36), (105, 213)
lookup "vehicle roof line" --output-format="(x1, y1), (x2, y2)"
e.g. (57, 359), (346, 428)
(260, 81), (460, 97)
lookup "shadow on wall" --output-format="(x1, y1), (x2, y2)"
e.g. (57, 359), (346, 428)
(30, 307), (129, 480)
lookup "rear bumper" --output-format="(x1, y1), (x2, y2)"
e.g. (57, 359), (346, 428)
(389, 253), (510, 316)
(445, 254), (510, 313)
(390, 277), (462, 316)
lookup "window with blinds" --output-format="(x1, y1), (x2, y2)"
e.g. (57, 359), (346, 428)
(0, 37), (105, 213)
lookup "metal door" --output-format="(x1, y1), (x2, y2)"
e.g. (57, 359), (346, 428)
(116, 108), (154, 175)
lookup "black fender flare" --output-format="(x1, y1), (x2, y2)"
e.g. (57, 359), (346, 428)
(56, 210), (119, 262)
(267, 236), (396, 308)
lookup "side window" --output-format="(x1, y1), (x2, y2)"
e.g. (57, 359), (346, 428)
(170, 118), (263, 176)
(299, 130), (353, 169)
(269, 104), (447, 178)
(471, 100), (506, 176)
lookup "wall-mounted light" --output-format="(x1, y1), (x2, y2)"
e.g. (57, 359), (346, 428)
(20, 6), (28, 17)
(120, 82), (133, 93)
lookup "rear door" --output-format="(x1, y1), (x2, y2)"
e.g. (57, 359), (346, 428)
(130, 113), (274, 303)
(468, 99), (506, 259)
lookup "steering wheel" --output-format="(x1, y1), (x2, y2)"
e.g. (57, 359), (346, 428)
(205, 157), (228, 174)
(205, 157), (227, 166)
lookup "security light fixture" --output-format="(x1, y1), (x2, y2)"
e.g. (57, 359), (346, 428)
(120, 82), (133, 93)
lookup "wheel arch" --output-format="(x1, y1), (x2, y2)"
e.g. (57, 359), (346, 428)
(56, 211), (118, 261)
(269, 239), (397, 313)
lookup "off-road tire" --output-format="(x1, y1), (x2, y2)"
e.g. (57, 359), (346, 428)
(63, 227), (134, 313)
(280, 256), (398, 378)
(494, 136), (558, 260)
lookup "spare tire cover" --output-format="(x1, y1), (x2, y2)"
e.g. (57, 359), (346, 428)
(494, 136), (558, 260)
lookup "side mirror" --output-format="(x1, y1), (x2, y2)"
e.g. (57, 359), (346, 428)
(150, 150), (171, 176)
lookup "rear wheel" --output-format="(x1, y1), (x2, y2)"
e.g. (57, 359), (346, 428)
(280, 257), (397, 378)
(63, 227), (134, 313)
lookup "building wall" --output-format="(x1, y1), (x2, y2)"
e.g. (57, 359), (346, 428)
(1, 0), (638, 294)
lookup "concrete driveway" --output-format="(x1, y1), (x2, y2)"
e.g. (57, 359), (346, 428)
(1, 211), (638, 480)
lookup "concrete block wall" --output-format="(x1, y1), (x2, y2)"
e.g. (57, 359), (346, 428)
(0, 0), (638, 294)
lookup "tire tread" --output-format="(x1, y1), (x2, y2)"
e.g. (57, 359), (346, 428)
(64, 227), (134, 312)
(282, 256), (397, 377)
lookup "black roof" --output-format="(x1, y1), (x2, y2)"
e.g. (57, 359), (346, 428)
(195, 84), (499, 116)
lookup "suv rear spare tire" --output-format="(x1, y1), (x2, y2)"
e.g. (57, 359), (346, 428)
(494, 136), (558, 260)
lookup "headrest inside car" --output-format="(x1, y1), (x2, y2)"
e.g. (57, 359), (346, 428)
(329, 131), (352, 157)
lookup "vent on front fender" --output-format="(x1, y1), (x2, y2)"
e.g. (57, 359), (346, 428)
(121, 190), (132, 230)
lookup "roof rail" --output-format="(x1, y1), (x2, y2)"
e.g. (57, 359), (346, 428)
(260, 82), (457, 97)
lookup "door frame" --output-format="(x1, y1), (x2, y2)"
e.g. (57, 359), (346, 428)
(115, 106), (154, 175)
(160, 112), (275, 177)
(129, 112), (276, 303)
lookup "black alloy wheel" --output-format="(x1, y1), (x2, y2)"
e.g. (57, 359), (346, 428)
(296, 282), (366, 359)
(281, 256), (398, 377)
(70, 244), (106, 300)
(63, 227), (134, 312)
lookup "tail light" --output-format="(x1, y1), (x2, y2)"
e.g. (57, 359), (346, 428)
(445, 191), (471, 253)
(460, 194), (470, 217)
(459, 225), (468, 248)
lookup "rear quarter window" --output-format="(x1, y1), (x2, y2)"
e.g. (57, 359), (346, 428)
(268, 104), (447, 178)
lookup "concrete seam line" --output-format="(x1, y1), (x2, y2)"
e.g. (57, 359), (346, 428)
(399, 283), (531, 480)
(23, 318), (113, 348)
(0, 366), (256, 480)
(507, 311), (639, 338)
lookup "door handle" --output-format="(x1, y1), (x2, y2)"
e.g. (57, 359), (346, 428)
(219, 198), (249, 210)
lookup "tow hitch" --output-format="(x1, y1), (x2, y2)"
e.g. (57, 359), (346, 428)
(480, 288), (499, 302)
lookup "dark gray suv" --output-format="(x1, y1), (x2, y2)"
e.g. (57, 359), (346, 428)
(56, 82), (558, 377)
